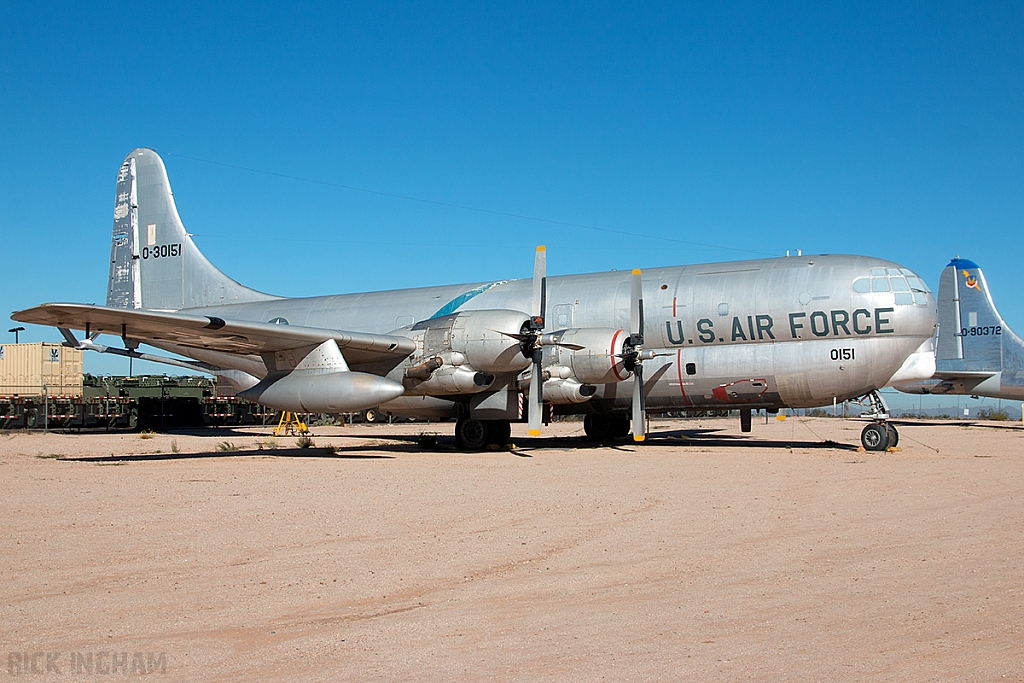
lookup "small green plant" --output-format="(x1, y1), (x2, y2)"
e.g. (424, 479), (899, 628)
(170, 439), (179, 453)
(139, 430), (155, 439)
(216, 441), (239, 452)
(977, 408), (1010, 421)
(417, 433), (437, 449)
(296, 435), (314, 449)
(259, 437), (279, 451)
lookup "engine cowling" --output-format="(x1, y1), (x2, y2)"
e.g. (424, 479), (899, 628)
(547, 328), (631, 385)
(409, 309), (533, 375)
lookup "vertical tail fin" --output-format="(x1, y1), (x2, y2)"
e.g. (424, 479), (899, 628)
(107, 148), (277, 311)
(935, 258), (1023, 372)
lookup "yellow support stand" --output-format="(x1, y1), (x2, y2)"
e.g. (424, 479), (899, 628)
(273, 411), (309, 436)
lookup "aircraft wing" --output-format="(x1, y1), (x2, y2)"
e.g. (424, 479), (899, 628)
(11, 303), (416, 364)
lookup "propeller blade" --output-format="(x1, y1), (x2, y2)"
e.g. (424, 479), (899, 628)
(493, 329), (531, 342)
(631, 361), (646, 442)
(493, 329), (584, 351)
(532, 246), (547, 324)
(630, 269), (643, 340)
(527, 351), (543, 436)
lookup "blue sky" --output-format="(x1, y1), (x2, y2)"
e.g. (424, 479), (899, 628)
(2, 2), (1022, 412)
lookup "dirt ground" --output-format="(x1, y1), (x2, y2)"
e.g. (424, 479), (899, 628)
(2, 416), (1022, 682)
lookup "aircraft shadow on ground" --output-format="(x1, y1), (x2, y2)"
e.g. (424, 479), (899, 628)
(60, 447), (396, 462)
(647, 428), (858, 451)
(330, 428), (860, 454)
(58, 427), (860, 462)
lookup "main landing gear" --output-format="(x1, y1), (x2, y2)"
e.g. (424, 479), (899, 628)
(856, 390), (899, 451)
(582, 414), (631, 441)
(454, 417), (511, 451)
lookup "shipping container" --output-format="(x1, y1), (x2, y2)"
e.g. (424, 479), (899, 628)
(0, 343), (83, 396)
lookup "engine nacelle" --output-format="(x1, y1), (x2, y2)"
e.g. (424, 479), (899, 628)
(548, 327), (631, 385)
(403, 363), (495, 395)
(409, 309), (532, 375)
(542, 378), (597, 404)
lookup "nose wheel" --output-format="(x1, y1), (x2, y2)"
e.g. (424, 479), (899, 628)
(861, 422), (899, 451)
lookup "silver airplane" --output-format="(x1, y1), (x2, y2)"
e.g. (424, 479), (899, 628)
(12, 148), (938, 450)
(895, 258), (1024, 402)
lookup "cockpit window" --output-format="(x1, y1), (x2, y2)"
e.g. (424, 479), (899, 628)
(906, 276), (930, 293)
(855, 268), (931, 306)
(894, 292), (914, 305)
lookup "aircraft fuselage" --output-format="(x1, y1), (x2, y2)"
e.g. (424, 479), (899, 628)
(182, 253), (937, 414)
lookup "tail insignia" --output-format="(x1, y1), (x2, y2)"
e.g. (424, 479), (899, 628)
(963, 271), (981, 291)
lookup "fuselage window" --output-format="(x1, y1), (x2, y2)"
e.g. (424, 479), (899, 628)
(871, 277), (891, 293)
(853, 277), (870, 293)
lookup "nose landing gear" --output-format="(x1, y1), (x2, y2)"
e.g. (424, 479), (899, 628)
(855, 390), (899, 451)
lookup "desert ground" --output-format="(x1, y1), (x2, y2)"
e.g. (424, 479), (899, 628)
(2, 415), (1022, 681)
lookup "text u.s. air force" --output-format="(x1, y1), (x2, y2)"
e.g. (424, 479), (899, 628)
(664, 307), (896, 345)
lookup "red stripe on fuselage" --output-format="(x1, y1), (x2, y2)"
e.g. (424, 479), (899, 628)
(611, 329), (627, 381)
(676, 348), (690, 404)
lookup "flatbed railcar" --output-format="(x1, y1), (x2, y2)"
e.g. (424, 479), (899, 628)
(0, 375), (275, 431)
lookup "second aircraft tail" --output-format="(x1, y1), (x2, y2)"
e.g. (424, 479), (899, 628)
(935, 258), (1023, 372)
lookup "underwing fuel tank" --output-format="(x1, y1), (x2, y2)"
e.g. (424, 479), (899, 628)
(238, 339), (405, 412)
(239, 370), (405, 413)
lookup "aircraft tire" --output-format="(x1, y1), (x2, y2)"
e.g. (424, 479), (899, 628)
(455, 417), (489, 451)
(612, 415), (630, 438)
(886, 423), (899, 447)
(583, 414), (614, 441)
(487, 420), (511, 447)
(861, 423), (889, 451)
(363, 408), (379, 423)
